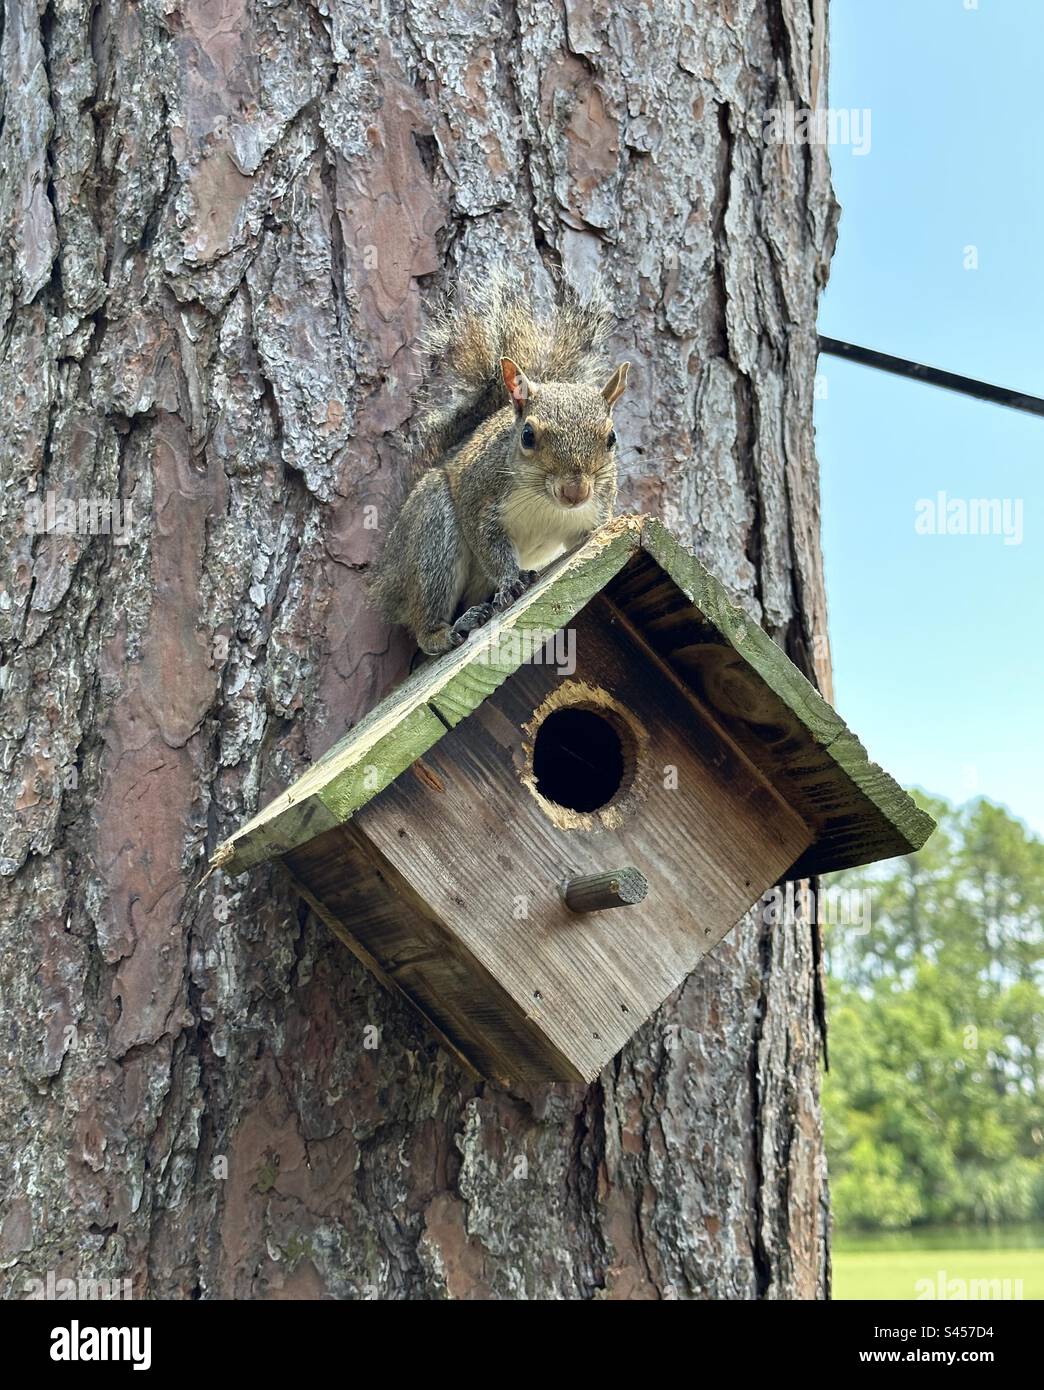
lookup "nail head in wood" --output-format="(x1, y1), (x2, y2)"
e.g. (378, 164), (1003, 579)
(563, 867), (648, 913)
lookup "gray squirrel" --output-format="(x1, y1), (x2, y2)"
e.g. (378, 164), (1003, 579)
(369, 273), (629, 655)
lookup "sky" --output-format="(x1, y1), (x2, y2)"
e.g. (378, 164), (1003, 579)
(816, 0), (1044, 837)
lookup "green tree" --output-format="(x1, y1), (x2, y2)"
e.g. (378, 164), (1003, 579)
(824, 796), (1044, 1230)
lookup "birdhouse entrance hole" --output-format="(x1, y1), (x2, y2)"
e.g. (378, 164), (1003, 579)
(522, 680), (646, 830)
(533, 707), (624, 812)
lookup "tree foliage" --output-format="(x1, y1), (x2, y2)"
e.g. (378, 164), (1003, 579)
(823, 796), (1044, 1229)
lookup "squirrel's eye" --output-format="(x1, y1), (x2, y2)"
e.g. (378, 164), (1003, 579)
(607, 429), (617, 449)
(520, 422), (535, 449)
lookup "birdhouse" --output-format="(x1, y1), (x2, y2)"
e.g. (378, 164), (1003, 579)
(212, 516), (934, 1084)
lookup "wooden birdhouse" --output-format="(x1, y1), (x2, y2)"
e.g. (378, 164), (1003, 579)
(212, 516), (934, 1084)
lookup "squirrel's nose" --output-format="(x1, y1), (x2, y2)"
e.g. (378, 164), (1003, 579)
(558, 479), (592, 507)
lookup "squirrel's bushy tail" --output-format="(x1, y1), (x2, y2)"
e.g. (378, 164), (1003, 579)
(415, 271), (613, 461)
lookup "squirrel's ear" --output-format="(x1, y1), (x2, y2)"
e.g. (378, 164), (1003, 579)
(602, 361), (630, 406)
(501, 358), (532, 413)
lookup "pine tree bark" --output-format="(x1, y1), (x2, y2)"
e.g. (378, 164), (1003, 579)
(0, 0), (838, 1298)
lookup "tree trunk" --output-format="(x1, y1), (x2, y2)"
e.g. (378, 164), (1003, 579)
(0, 0), (838, 1299)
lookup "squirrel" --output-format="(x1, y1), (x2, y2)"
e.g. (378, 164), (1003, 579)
(369, 273), (630, 656)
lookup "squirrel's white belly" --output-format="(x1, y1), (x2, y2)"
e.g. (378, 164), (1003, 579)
(504, 493), (602, 572)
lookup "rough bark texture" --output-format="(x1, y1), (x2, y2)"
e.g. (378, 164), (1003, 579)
(0, 0), (838, 1298)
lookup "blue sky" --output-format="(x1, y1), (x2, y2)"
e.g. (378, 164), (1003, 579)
(817, 0), (1044, 836)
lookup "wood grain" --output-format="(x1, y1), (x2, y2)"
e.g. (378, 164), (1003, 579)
(618, 526), (936, 873)
(345, 603), (813, 1080)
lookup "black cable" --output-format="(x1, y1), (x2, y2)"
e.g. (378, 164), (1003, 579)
(818, 337), (1044, 418)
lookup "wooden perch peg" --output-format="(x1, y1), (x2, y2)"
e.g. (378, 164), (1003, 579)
(563, 867), (649, 913)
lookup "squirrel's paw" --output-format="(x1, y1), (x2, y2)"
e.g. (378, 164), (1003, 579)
(493, 570), (536, 610)
(449, 602), (495, 646)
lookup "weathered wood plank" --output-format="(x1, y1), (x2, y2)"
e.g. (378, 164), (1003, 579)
(637, 517), (935, 869)
(281, 823), (585, 1085)
(216, 702), (448, 874)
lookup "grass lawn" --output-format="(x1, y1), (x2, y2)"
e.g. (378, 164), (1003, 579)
(833, 1229), (1044, 1300)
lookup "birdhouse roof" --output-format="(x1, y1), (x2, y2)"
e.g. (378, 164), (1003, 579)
(212, 514), (934, 879)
